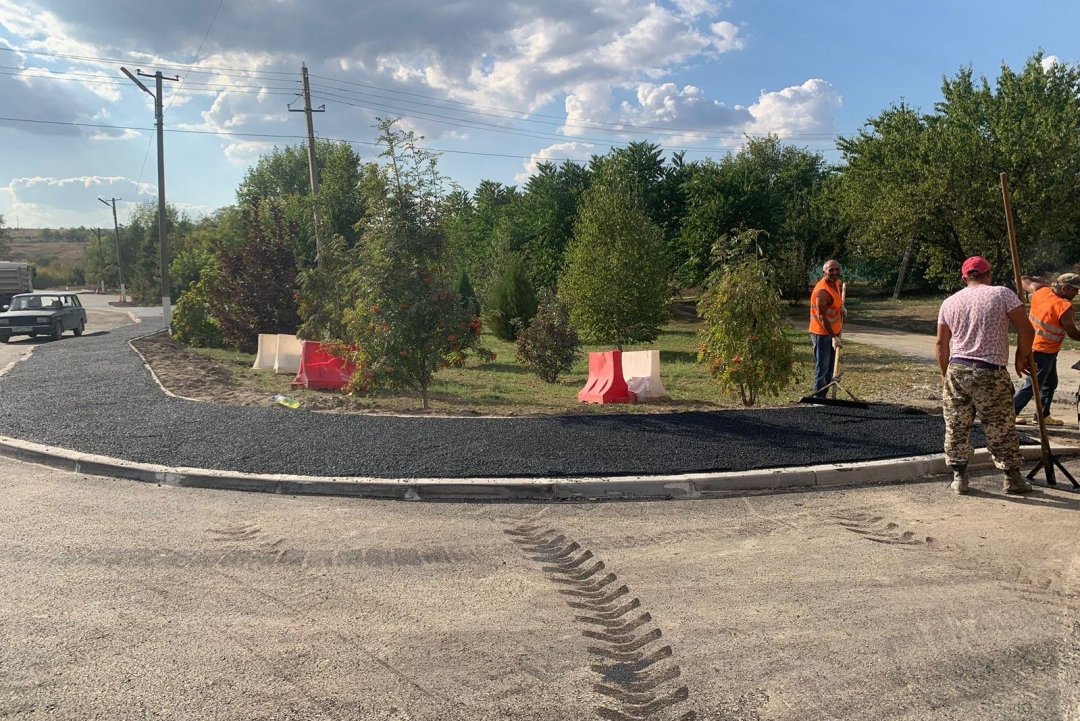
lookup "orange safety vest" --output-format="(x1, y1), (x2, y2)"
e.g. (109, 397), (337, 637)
(808, 278), (844, 335)
(1029, 286), (1073, 353)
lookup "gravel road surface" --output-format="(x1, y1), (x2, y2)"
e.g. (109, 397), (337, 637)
(0, 321), (989, 478)
(2, 459), (1077, 720)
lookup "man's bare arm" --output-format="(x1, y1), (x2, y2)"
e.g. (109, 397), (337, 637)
(935, 323), (952, 378)
(1060, 307), (1080, 341)
(1007, 305), (1035, 377)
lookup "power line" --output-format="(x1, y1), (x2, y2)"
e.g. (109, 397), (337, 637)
(6, 64), (832, 144)
(0, 46), (296, 79)
(0, 69), (299, 98)
(0, 115), (610, 161)
(312, 88), (838, 148)
(1, 44), (848, 140)
(310, 76), (840, 140)
(164, 0), (228, 112)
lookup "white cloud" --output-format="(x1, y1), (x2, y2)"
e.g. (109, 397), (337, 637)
(618, 82), (750, 142)
(564, 84), (618, 137)
(87, 129), (143, 142)
(673, 0), (725, 20)
(3, 0), (753, 147)
(516, 142), (595, 183)
(710, 21), (744, 53)
(746, 78), (841, 138)
(2, 175), (156, 227)
(1041, 54), (1061, 71)
(222, 140), (280, 166)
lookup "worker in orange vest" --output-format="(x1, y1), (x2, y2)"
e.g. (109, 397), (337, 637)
(808, 259), (845, 397)
(1014, 272), (1080, 426)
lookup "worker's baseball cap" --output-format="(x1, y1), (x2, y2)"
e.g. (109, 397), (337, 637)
(1054, 272), (1080, 289)
(961, 256), (991, 277)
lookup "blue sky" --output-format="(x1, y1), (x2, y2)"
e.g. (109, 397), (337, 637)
(0, 0), (1076, 229)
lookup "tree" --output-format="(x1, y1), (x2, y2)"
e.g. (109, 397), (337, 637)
(838, 53), (1080, 290)
(236, 140), (371, 264)
(341, 119), (488, 409)
(169, 247), (216, 301)
(122, 201), (182, 305)
(697, 255), (797, 406)
(486, 253), (537, 341)
(456, 268), (478, 314)
(516, 289), (581, 383)
(679, 137), (832, 295)
(559, 169), (670, 349)
(207, 198), (300, 352)
(837, 102), (940, 297)
(591, 143), (688, 279)
(518, 161), (590, 289)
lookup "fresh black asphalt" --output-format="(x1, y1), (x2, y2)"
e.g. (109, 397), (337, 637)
(0, 321), (989, 478)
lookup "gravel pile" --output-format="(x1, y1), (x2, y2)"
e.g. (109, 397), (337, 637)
(0, 321), (984, 479)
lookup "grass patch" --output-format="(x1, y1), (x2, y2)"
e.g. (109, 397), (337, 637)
(783, 289), (947, 336)
(187, 305), (942, 414)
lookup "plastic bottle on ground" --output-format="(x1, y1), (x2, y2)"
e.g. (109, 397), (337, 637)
(271, 394), (300, 409)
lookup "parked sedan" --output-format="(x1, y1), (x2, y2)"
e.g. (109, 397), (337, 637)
(0, 292), (87, 342)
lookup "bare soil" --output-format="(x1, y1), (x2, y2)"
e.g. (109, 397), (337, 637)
(132, 332), (362, 413)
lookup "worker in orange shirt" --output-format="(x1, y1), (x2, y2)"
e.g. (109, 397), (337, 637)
(808, 259), (845, 397)
(1014, 272), (1080, 426)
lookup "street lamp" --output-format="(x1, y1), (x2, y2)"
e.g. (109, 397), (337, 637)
(98, 197), (126, 303)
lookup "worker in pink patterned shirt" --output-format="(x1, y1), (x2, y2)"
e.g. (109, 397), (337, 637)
(935, 256), (1035, 495)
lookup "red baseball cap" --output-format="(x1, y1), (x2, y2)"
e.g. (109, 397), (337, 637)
(961, 256), (991, 277)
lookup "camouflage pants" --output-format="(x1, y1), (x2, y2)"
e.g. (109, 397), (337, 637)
(943, 365), (1022, 470)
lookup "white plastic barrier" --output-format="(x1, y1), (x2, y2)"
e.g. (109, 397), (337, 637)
(274, 334), (302, 375)
(622, 350), (669, 400)
(252, 334), (278, 371)
(251, 333), (303, 374)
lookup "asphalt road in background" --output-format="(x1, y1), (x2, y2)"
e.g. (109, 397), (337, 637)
(3, 459), (1077, 720)
(0, 307), (132, 373)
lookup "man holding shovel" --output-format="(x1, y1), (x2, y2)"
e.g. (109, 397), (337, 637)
(808, 259), (845, 397)
(936, 256), (1035, 495)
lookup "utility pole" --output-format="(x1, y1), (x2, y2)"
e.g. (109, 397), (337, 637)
(98, 197), (126, 303)
(289, 62), (325, 266)
(122, 66), (178, 328)
(94, 228), (106, 293)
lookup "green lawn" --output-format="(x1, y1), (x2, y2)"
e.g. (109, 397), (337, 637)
(799, 285), (1080, 352)
(783, 286), (947, 336)
(190, 305), (941, 414)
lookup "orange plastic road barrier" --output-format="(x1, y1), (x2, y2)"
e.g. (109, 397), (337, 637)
(290, 341), (357, 391)
(578, 350), (636, 404)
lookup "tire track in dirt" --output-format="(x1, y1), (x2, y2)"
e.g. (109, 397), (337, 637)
(831, 512), (936, 547)
(506, 523), (695, 721)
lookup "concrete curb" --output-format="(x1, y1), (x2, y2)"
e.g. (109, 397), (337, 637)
(0, 435), (1075, 501)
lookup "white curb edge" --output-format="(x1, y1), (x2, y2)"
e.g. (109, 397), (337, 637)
(0, 435), (1074, 501)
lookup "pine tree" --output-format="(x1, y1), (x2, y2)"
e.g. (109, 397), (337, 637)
(486, 254), (537, 341)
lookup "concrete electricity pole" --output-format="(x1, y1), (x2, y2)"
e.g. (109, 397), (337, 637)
(94, 228), (106, 293)
(289, 62), (325, 266)
(98, 197), (126, 303)
(121, 66), (178, 328)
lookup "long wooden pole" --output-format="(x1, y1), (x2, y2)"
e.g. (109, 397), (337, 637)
(830, 281), (847, 399)
(1000, 172), (1054, 482)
